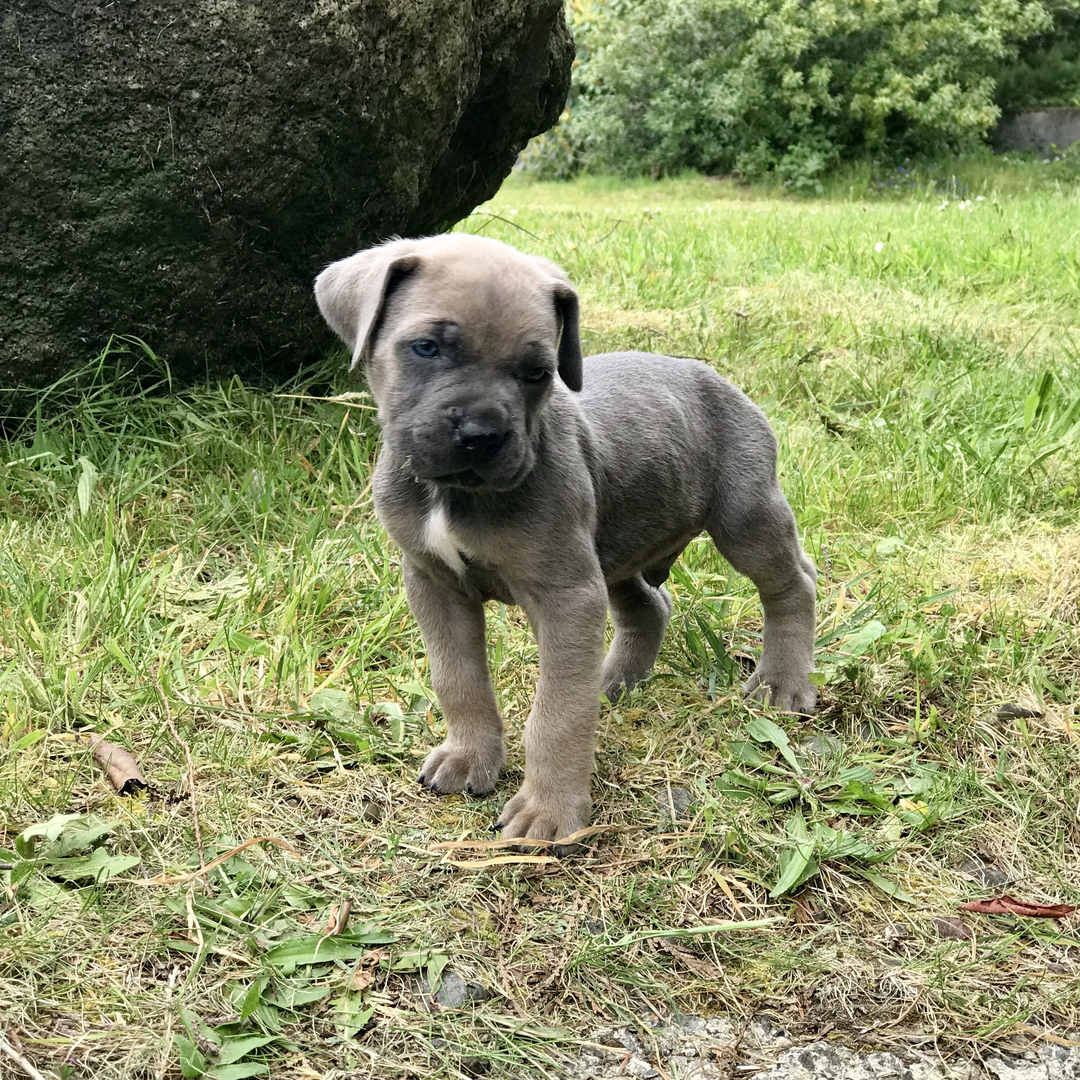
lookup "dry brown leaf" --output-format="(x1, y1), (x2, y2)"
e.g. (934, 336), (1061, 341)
(655, 937), (723, 979)
(88, 734), (148, 795)
(934, 917), (974, 940)
(958, 895), (1076, 918)
(351, 967), (376, 991)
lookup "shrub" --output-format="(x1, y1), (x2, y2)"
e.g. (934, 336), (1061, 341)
(994, 7), (1080, 109)
(530, 0), (1064, 180)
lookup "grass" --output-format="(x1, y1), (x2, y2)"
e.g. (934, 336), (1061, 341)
(2, 157), (1080, 1079)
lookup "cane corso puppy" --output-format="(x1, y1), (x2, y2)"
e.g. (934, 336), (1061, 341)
(315, 234), (817, 852)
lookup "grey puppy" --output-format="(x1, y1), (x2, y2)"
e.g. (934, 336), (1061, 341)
(315, 234), (817, 851)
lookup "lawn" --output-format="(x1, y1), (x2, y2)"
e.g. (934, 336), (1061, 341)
(2, 157), (1079, 1080)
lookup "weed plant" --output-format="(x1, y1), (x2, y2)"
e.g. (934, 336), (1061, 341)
(1, 162), (1079, 1078)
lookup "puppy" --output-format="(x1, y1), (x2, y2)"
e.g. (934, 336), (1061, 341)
(315, 234), (817, 851)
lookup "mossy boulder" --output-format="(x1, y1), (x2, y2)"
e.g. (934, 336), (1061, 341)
(0, 0), (571, 388)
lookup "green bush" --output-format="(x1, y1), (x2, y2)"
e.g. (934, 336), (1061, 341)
(530, 0), (1065, 180)
(994, 8), (1080, 109)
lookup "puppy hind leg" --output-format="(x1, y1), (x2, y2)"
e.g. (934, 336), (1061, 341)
(600, 573), (674, 702)
(708, 490), (818, 714)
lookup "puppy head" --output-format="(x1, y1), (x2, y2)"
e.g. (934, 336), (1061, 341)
(314, 234), (582, 492)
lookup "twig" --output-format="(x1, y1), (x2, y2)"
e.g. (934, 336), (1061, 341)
(430, 823), (620, 852)
(470, 212), (543, 241)
(598, 218), (625, 242)
(0, 1032), (47, 1080)
(155, 681), (204, 870)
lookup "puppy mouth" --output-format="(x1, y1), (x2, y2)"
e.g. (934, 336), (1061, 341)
(427, 452), (533, 492)
(433, 470), (487, 489)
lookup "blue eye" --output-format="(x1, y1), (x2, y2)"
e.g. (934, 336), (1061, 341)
(412, 339), (439, 359)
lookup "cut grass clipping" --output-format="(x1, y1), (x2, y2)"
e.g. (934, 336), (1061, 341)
(2, 160), (1080, 1079)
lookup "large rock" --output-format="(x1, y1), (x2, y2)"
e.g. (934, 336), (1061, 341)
(0, 0), (572, 388)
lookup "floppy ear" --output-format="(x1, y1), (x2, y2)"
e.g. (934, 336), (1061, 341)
(553, 281), (583, 392)
(314, 242), (421, 372)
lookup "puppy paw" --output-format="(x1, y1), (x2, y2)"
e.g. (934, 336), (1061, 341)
(496, 785), (592, 857)
(600, 669), (644, 703)
(418, 738), (505, 796)
(745, 669), (818, 715)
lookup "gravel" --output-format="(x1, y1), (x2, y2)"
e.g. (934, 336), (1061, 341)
(562, 1013), (1080, 1080)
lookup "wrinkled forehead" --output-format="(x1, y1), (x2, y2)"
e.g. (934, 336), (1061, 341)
(390, 248), (560, 351)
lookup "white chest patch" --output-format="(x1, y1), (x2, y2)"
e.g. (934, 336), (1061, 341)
(423, 504), (467, 576)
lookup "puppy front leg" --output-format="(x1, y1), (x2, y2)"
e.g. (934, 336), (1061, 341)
(405, 558), (506, 795)
(497, 572), (607, 855)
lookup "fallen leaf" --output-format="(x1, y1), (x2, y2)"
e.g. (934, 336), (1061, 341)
(88, 735), (148, 795)
(323, 896), (353, 936)
(958, 895), (1076, 918)
(655, 937), (723, 979)
(934, 917), (974, 940)
(351, 967), (375, 991)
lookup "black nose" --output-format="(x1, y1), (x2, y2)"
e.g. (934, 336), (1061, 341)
(454, 418), (509, 459)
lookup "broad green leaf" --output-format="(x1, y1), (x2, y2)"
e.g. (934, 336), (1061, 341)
(837, 765), (875, 784)
(16, 813), (91, 857)
(175, 1035), (209, 1079)
(208, 1066), (269, 1080)
(744, 716), (802, 775)
(876, 535), (904, 556)
(266, 984), (333, 1010)
(844, 620), (888, 657)
(43, 848), (141, 882)
(426, 952), (450, 992)
(76, 456), (98, 516)
(12, 729), (47, 751)
(333, 992), (374, 1039)
(308, 688), (361, 722)
(850, 868), (915, 904)
(1023, 390), (1039, 430)
(238, 980), (264, 1022)
(810, 823), (881, 861)
(216, 1035), (281, 1066)
(264, 930), (395, 974)
(770, 814), (817, 898)
(390, 948), (434, 972)
(727, 740), (768, 767)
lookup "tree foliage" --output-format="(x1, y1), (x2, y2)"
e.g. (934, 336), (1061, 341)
(529, 0), (1068, 182)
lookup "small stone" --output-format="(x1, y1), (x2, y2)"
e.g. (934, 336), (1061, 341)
(957, 854), (1008, 887)
(997, 702), (1043, 721)
(703, 1017), (736, 1039)
(935, 917), (974, 941)
(584, 917), (608, 935)
(883, 922), (913, 946)
(676, 1015), (708, 1034)
(656, 786), (694, 821)
(431, 970), (489, 1009)
(358, 799), (383, 824)
(624, 1057), (659, 1079)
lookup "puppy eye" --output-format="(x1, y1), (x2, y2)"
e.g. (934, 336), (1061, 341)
(522, 367), (551, 384)
(411, 339), (440, 359)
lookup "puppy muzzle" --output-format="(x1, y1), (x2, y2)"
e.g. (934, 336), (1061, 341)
(399, 417), (533, 491)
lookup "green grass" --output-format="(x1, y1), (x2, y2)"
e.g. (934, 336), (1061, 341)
(2, 159), (1080, 1079)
